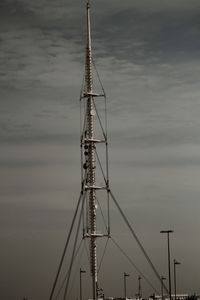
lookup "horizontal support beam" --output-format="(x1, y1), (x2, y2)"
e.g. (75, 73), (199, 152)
(83, 233), (110, 238)
(84, 185), (107, 190)
(84, 138), (106, 144)
(81, 92), (105, 99)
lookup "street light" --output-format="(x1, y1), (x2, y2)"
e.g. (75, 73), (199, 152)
(80, 268), (86, 300)
(138, 275), (142, 299)
(174, 259), (181, 300)
(124, 272), (130, 299)
(160, 230), (173, 300)
(161, 276), (166, 300)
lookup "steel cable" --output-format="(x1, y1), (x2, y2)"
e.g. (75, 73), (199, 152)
(48, 191), (85, 300)
(111, 237), (159, 294)
(54, 240), (83, 300)
(110, 190), (169, 294)
(63, 193), (86, 300)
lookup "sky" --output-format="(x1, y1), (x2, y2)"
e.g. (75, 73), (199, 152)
(1, 0), (200, 299)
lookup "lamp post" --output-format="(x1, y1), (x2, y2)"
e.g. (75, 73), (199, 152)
(124, 272), (130, 299)
(160, 230), (173, 300)
(138, 275), (142, 299)
(174, 259), (181, 300)
(161, 276), (166, 300)
(80, 268), (86, 300)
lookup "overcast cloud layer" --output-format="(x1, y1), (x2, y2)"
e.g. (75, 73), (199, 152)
(1, 0), (200, 299)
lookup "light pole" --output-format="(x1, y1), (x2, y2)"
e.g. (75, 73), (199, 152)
(80, 268), (86, 300)
(174, 259), (181, 300)
(161, 276), (166, 300)
(138, 275), (142, 299)
(160, 230), (173, 300)
(124, 272), (130, 299)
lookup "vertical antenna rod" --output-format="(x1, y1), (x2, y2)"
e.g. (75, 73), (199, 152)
(85, 1), (98, 299)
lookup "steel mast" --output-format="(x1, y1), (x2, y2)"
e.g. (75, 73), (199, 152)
(80, 0), (110, 299)
(85, 1), (97, 299)
(48, 1), (170, 299)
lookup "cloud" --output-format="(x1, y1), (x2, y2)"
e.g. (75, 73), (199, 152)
(1, 0), (200, 298)
(92, 8), (200, 65)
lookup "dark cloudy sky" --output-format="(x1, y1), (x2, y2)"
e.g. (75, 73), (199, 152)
(1, 0), (200, 299)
